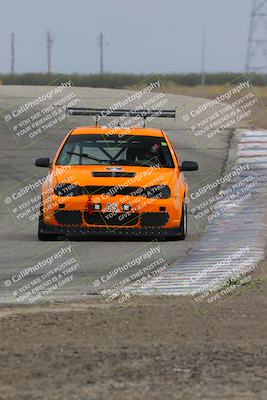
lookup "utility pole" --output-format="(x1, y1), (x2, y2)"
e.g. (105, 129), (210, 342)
(47, 31), (53, 78)
(96, 33), (109, 74)
(99, 32), (104, 74)
(11, 32), (15, 81)
(201, 26), (206, 86)
(246, 0), (267, 73)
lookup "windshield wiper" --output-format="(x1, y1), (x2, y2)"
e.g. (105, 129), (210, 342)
(107, 160), (139, 166)
(67, 151), (110, 163)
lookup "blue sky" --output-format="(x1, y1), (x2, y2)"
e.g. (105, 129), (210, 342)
(0, 0), (252, 74)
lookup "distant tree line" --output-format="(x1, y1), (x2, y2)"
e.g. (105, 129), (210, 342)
(0, 72), (266, 87)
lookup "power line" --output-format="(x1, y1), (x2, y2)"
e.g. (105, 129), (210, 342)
(246, 0), (267, 73)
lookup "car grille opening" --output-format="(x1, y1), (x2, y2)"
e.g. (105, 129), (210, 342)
(84, 212), (139, 226)
(140, 212), (169, 227)
(55, 210), (82, 225)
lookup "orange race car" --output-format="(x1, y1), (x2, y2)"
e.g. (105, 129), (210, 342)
(35, 108), (198, 240)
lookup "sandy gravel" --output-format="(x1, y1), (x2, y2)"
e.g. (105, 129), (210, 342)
(0, 265), (266, 400)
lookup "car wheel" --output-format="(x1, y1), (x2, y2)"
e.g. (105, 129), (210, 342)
(179, 200), (187, 240)
(38, 204), (58, 241)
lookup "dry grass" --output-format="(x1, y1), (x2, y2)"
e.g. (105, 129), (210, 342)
(163, 84), (267, 129)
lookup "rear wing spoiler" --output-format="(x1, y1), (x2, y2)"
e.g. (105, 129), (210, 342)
(66, 107), (176, 127)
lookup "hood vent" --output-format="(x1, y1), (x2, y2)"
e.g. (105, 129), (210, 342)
(92, 172), (136, 178)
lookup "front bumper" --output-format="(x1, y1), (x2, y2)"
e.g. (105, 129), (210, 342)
(41, 194), (183, 238)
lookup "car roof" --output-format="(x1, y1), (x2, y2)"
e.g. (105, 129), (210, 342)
(70, 126), (164, 137)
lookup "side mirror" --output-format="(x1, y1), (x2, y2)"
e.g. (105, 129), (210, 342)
(180, 161), (198, 172)
(35, 158), (50, 167)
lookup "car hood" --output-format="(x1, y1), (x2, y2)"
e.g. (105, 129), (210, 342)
(53, 165), (175, 188)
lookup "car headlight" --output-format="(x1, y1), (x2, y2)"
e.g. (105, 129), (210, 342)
(145, 185), (171, 199)
(54, 183), (83, 197)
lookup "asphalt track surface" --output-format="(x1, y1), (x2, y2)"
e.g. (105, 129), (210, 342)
(0, 85), (232, 304)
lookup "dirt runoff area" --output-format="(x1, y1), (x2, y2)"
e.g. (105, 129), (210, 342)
(0, 266), (267, 400)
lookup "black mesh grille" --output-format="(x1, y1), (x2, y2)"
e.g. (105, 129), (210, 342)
(84, 212), (139, 226)
(55, 210), (83, 225)
(140, 212), (169, 227)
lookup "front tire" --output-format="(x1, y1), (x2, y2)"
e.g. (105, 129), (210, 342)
(178, 201), (187, 240)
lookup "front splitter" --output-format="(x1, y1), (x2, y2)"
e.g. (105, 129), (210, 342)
(39, 222), (182, 239)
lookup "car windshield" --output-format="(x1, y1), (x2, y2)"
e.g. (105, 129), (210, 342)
(56, 134), (175, 168)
